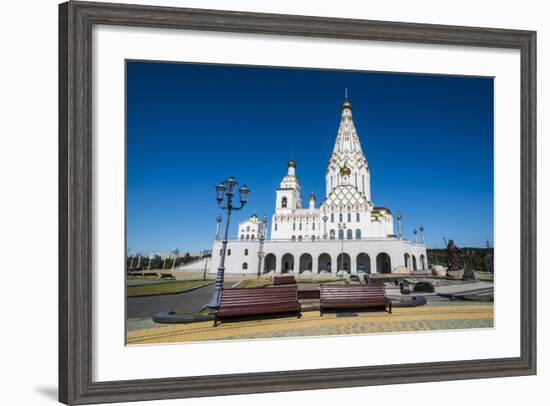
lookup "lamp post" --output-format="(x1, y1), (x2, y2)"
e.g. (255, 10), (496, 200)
(208, 177), (250, 311)
(338, 222), (347, 276)
(215, 215), (222, 240)
(396, 211), (403, 239)
(323, 214), (328, 239)
(257, 215), (268, 277)
(171, 248), (179, 271)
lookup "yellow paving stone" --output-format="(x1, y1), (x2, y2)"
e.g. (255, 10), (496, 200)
(127, 304), (493, 345)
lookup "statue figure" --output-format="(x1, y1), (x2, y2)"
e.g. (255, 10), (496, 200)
(446, 240), (463, 271)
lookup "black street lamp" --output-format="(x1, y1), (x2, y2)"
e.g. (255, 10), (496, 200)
(208, 177), (250, 311)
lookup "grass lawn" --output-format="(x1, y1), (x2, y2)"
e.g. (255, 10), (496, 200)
(127, 280), (213, 297)
(236, 278), (273, 288)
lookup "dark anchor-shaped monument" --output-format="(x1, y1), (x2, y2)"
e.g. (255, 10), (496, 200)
(446, 239), (465, 280)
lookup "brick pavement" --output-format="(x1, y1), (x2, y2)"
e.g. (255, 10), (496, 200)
(127, 303), (493, 345)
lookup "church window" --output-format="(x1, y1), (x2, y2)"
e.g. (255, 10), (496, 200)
(242, 262), (248, 270)
(339, 213), (343, 222)
(298, 236), (302, 241)
(312, 223), (315, 230)
(227, 249), (231, 256)
(246, 235), (250, 240)
(299, 223), (302, 231)
(244, 249), (248, 256)
(355, 229), (361, 239)
(330, 230), (335, 240)
(274, 223), (278, 231)
(293, 223), (296, 231)
(292, 236), (296, 241)
(281, 197), (287, 208)
(338, 229), (344, 240)
(330, 213), (334, 223)
(246, 226), (250, 232)
(251, 235), (255, 240)
(311, 235), (316, 241)
(354, 173), (357, 186)
(347, 213), (351, 222)
(347, 229), (353, 240)
(240, 235), (244, 240)
(356, 213), (360, 222)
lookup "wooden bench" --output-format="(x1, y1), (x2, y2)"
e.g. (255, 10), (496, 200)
(273, 275), (296, 285)
(320, 284), (392, 315)
(214, 286), (301, 326)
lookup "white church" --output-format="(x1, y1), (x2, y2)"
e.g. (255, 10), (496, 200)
(210, 98), (427, 276)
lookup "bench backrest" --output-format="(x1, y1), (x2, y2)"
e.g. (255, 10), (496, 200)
(273, 275), (296, 285)
(220, 287), (298, 307)
(320, 284), (386, 301)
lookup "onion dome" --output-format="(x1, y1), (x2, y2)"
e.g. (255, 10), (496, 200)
(309, 192), (316, 201)
(287, 160), (296, 168)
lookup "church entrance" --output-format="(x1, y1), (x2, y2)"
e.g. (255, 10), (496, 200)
(376, 253), (391, 273)
(281, 253), (294, 273)
(356, 253), (371, 273)
(337, 253), (351, 273)
(318, 253), (331, 273)
(264, 253), (276, 274)
(299, 253), (313, 273)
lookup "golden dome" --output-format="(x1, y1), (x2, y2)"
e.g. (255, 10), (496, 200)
(340, 165), (351, 176)
(309, 192), (316, 200)
(287, 160), (296, 168)
(342, 101), (352, 110)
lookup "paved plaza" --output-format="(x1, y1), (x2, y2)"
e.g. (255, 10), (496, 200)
(127, 302), (493, 344)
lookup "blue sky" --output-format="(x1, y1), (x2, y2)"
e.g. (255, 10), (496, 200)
(126, 61), (494, 254)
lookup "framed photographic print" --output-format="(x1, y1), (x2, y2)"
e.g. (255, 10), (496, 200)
(59, 1), (536, 404)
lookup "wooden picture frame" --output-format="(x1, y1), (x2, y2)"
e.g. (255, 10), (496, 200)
(59, 1), (536, 404)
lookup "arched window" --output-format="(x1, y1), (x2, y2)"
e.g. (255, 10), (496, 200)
(246, 235), (250, 240)
(331, 213), (334, 223)
(281, 197), (287, 208)
(299, 223), (302, 231)
(246, 226), (250, 232)
(251, 235), (255, 240)
(339, 213), (343, 222)
(356, 213), (360, 222)
(347, 229), (353, 240)
(330, 230), (335, 240)
(293, 223), (296, 231)
(338, 229), (344, 240)
(291, 236), (296, 241)
(227, 249), (231, 256)
(244, 249), (248, 256)
(242, 262), (248, 270)
(274, 223), (278, 231)
(347, 213), (351, 222)
(298, 236), (302, 241)
(312, 223), (315, 230)
(355, 229), (361, 239)
(240, 235), (244, 240)
(311, 235), (316, 241)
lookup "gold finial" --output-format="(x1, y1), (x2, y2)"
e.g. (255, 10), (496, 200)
(287, 160), (296, 168)
(340, 165), (351, 176)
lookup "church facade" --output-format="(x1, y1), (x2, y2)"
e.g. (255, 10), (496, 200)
(210, 99), (427, 276)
